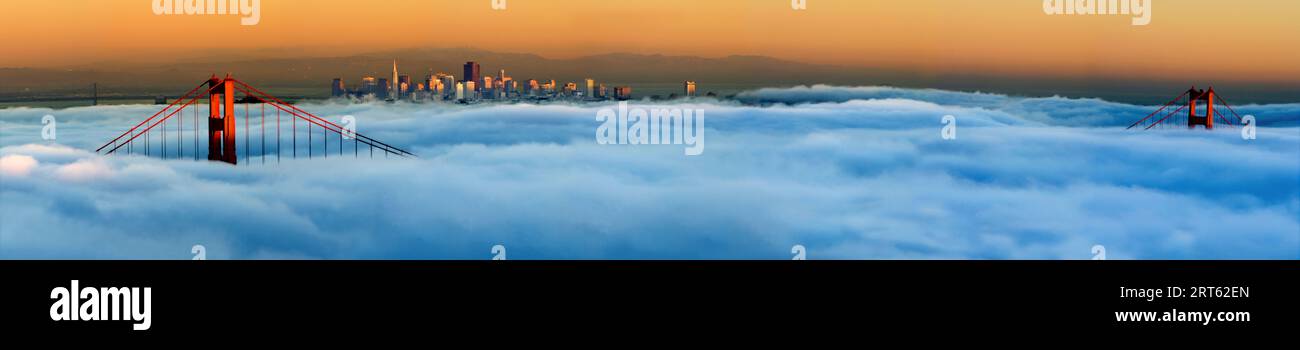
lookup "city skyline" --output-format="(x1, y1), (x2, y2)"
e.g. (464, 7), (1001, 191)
(332, 59), (654, 102)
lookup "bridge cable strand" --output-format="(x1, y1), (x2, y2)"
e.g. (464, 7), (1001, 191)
(103, 84), (220, 155)
(235, 82), (414, 158)
(96, 80), (213, 153)
(228, 83), (412, 158)
(1213, 94), (1246, 124)
(1144, 101), (1191, 130)
(229, 79), (415, 157)
(1127, 90), (1190, 130)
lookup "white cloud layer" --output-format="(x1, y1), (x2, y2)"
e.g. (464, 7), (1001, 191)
(1, 85), (1297, 259)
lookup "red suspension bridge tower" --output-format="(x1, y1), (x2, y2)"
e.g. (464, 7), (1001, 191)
(208, 75), (238, 164)
(1187, 87), (1215, 129)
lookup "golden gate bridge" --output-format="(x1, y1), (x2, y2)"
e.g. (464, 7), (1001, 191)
(1128, 86), (1248, 130)
(95, 75), (414, 164)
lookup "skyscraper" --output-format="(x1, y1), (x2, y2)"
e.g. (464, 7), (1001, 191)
(398, 75), (412, 97)
(499, 72), (512, 99)
(684, 81), (697, 98)
(331, 78), (345, 97)
(463, 62), (481, 92)
(391, 60), (399, 98)
(614, 86), (632, 100)
(440, 74), (456, 99)
(361, 76), (377, 96)
(584, 79), (595, 99)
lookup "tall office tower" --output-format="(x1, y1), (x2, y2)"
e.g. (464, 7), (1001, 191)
(455, 82), (465, 101)
(526, 79), (538, 96)
(331, 78), (345, 97)
(361, 76), (377, 95)
(585, 79), (595, 99)
(564, 82), (578, 96)
(598, 84), (607, 99)
(440, 74), (456, 99)
(501, 70), (508, 97)
(466, 81), (477, 99)
(377, 78), (390, 99)
(391, 60), (399, 97)
(477, 76), (490, 99)
(684, 81), (697, 98)
(463, 62), (481, 91)
(614, 86), (632, 100)
(398, 75), (412, 97)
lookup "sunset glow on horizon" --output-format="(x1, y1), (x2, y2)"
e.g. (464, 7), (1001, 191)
(2, 0), (1297, 83)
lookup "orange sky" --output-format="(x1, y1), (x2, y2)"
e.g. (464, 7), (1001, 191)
(3, 0), (1297, 83)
